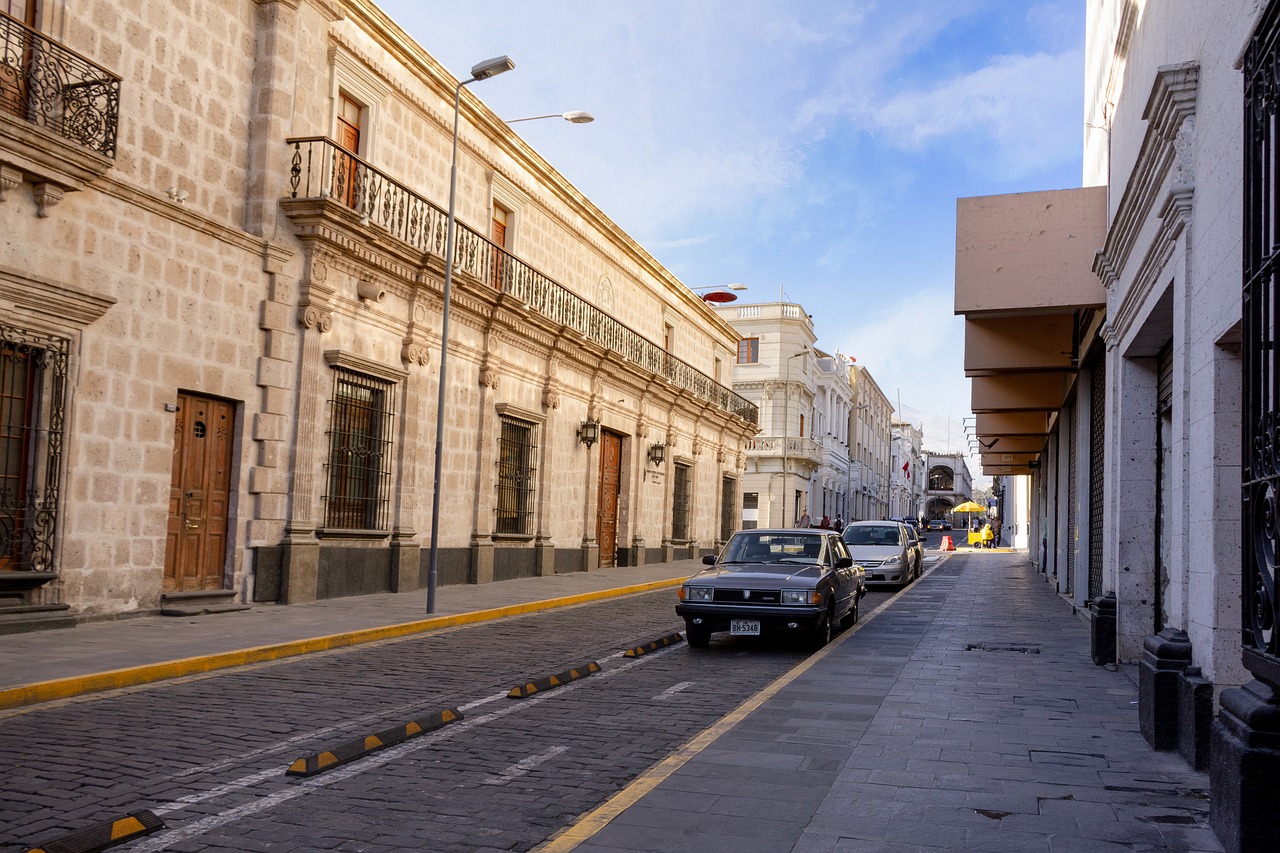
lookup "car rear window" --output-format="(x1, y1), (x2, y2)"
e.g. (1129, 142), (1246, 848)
(842, 526), (899, 546)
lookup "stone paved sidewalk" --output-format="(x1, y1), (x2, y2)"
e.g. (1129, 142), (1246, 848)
(569, 552), (1221, 853)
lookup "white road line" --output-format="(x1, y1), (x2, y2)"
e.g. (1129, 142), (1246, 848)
(482, 745), (570, 785)
(127, 647), (675, 851)
(652, 681), (693, 700)
(152, 766), (283, 815)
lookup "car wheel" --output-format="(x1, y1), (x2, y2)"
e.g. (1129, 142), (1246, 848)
(685, 622), (711, 649)
(810, 607), (833, 650)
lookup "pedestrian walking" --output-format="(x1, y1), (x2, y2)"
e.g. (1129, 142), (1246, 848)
(834, 516), (844, 532)
(819, 514), (831, 529)
(798, 510), (811, 528)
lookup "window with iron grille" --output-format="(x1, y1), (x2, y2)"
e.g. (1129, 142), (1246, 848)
(720, 476), (736, 541)
(672, 462), (691, 540)
(324, 369), (394, 530)
(1, 325), (69, 572)
(496, 416), (538, 535)
(742, 492), (758, 530)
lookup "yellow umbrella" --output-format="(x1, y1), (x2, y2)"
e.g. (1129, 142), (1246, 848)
(951, 500), (988, 545)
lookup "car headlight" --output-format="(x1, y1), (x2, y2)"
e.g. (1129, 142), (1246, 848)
(781, 589), (817, 605)
(884, 554), (901, 565)
(681, 586), (714, 602)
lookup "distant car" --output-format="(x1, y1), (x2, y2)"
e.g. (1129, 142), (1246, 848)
(676, 529), (863, 650)
(841, 520), (919, 587)
(941, 519), (953, 530)
(926, 519), (944, 531)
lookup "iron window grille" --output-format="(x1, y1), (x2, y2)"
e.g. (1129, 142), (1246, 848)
(324, 369), (394, 531)
(496, 416), (538, 536)
(742, 492), (759, 530)
(1244, 0), (1280, 686)
(672, 462), (692, 541)
(0, 324), (68, 573)
(720, 476), (736, 541)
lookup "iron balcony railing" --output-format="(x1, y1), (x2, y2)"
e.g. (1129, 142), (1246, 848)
(0, 10), (120, 158)
(287, 136), (757, 425)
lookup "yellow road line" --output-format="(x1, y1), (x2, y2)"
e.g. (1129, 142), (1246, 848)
(0, 577), (686, 711)
(535, 566), (942, 852)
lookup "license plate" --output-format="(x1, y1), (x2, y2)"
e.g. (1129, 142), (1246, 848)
(730, 619), (761, 636)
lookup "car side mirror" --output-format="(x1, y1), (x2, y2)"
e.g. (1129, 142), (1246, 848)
(835, 556), (853, 568)
(702, 554), (717, 565)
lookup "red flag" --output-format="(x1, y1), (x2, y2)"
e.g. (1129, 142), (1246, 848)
(903, 462), (909, 478)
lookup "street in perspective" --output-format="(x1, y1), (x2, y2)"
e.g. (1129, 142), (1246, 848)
(1, 543), (1220, 852)
(3, 1), (1279, 851)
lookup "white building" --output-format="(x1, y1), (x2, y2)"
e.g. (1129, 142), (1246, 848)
(813, 348), (855, 524)
(849, 366), (893, 522)
(890, 419), (925, 522)
(955, 2), (1279, 847)
(718, 301), (817, 529)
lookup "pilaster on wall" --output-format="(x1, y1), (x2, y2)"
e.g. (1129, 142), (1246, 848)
(1109, 352), (1160, 663)
(246, 0), (302, 239)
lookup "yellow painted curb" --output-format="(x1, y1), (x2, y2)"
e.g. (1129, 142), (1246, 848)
(0, 576), (687, 711)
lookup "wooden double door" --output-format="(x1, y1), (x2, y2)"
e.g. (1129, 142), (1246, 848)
(164, 393), (234, 592)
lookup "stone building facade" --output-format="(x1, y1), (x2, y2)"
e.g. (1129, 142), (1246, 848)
(956, 1), (1280, 847)
(0, 0), (757, 628)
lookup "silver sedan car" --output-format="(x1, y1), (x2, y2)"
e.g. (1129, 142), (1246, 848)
(840, 520), (920, 588)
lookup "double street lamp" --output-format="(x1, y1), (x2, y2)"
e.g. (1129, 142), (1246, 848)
(427, 56), (515, 614)
(426, 56), (593, 613)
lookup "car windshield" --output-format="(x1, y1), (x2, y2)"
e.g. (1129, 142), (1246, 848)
(842, 526), (900, 546)
(723, 533), (825, 564)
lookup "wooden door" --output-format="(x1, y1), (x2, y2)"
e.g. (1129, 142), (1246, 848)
(335, 93), (362, 209)
(0, 1), (38, 122)
(164, 393), (234, 592)
(596, 431), (621, 567)
(490, 205), (508, 290)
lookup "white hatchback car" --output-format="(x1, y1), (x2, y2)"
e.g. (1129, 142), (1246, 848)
(840, 520), (919, 587)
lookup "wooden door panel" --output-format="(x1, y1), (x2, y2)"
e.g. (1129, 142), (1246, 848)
(164, 393), (234, 592)
(597, 432), (621, 567)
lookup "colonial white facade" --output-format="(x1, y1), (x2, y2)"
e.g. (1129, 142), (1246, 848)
(716, 302), (816, 529)
(849, 366), (893, 522)
(921, 452), (972, 522)
(813, 348), (854, 524)
(0, 0), (757, 627)
(957, 2), (1280, 847)
(890, 419), (924, 522)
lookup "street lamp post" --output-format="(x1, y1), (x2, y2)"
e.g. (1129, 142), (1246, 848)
(781, 348), (807, 527)
(427, 55), (514, 614)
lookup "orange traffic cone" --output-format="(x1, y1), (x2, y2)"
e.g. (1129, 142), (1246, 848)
(941, 535), (955, 551)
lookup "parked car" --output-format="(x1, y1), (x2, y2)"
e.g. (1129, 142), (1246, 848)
(676, 529), (864, 650)
(901, 522), (924, 575)
(840, 520), (919, 587)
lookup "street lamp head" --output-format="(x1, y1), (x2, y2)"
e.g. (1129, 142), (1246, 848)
(563, 111), (594, 124)
(470, 55), (515, 81)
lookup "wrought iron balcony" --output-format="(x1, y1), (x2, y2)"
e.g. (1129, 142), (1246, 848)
(0, 10), (120, 158)
(286, 136), (758, 426)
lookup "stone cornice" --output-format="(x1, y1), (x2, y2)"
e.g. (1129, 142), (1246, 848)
(1094, 62), (1199, 289)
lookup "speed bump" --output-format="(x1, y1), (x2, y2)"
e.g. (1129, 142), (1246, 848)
(26, 809), (163, 853)
(286, 707), (462, 777)
(507, 661), (601, 698)
(623, 632), (684, 657)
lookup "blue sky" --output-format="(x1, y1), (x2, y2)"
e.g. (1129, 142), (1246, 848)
(379, 0), (1086, 477)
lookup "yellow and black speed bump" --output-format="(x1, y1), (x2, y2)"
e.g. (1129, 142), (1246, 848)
(507, 660), (601, 698)
(286, 707), (463, 778)
(26, 809), (164, 853)
(623, 631), (685, 658)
